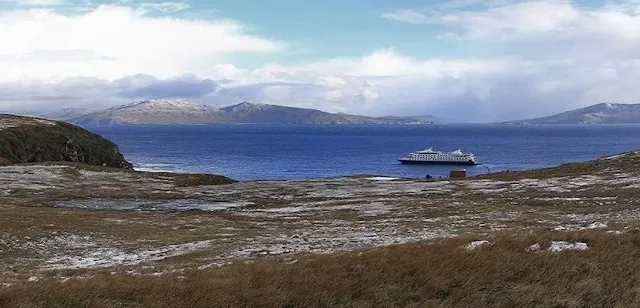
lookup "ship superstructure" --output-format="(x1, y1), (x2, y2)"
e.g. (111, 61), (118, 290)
(398, 147), (478, 165)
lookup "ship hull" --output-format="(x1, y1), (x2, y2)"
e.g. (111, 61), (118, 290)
(398, 159), (477, 165)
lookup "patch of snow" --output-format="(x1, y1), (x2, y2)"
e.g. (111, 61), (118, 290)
(54, 199), (250, 212)
(538, 197), (583, 201)
(119, 99), (210, 111)
(43, 240), (212, 270)
(215, 224), (454, 265)
(251, 201), (398, 217)
(526, 243), (541, 252)
(584, 222), (608, 229)
(0, 119), (22, 130)
(606, 230), (624, 235)
(33, 119), (56, 126)
(548, 241), (588, 252)
(465, 180), (513, 194)
(27, 276), (40, 282)
(466, 180), (506, 189)
(512, 176), (602, 193)
(0, 117), (55, 131)
(465, 240), (490, 250)
(103, 218), (127, 224)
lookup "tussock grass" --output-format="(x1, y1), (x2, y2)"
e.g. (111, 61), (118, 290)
(3, 230), (640, 307)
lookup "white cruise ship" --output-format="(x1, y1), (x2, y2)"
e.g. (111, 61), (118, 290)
(398, 147), (478, 165)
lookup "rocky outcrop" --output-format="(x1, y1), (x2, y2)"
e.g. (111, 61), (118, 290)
(0, 114), (133, 168)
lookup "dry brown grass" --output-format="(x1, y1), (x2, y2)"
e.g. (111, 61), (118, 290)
(2, 151), (640, 307)
(2, 230), (640, 308)
(475, 151), (639, 181)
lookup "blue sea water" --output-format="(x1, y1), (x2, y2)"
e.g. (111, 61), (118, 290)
(84, 124), (640, 181)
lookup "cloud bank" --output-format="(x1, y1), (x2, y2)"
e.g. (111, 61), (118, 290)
(3, 1), (640, 122)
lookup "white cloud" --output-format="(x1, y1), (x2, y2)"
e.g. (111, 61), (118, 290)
(0, 49), (527, 120)
(439, 0), (511, 10)
(382, 0), (581, 39)
(380, 10), (432, 25)
(5, 1), (640, 122)
(137, 2), (190, 13)
(220, 0), (640, 121)
(0, 0), (64, 6)
(0, 5), (284, 81)
(2, 47), (640, 122)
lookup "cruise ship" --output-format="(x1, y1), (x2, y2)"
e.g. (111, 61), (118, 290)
(398, 147), (478, 165)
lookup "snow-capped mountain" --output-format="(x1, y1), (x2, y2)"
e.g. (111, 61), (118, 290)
(69, 100), (432, 125)
(113, 99), (210, 111)
(502, 103), (640, 124)
(71, 99), (225, 124)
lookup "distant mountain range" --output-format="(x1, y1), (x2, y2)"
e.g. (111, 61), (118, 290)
(502, 103), (640, 124)
(19, 101), (640, 125)
(35, 108), (98, 121)
(58, 100), (432, 125)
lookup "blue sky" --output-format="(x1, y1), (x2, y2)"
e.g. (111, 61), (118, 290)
(1, 0), (640, 122)
(209, 0), (454, 63)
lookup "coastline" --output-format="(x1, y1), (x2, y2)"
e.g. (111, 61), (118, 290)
(1, 151), (639, 306)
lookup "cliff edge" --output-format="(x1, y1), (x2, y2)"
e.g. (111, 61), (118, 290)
(0, 114), (133, 168)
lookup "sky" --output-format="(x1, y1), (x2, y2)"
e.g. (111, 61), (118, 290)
(1, 0), (640, 122)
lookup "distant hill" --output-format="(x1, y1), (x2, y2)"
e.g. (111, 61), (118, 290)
(68, 100), (432, 125)
(69, 100), (224, 124)
(389, 114), (449, 124)
(502, 103), (640, 124)
(31, 108), (98, 121)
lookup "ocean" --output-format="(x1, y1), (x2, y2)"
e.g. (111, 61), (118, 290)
(84, 124), (640, 181)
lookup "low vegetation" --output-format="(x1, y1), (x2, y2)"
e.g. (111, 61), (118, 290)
(1, 151), (639, 306)
(2, 230), (640, 307)
(0, 114), (132, 168)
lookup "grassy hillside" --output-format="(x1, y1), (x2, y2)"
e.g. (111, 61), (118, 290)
(0, 114), (132, 168)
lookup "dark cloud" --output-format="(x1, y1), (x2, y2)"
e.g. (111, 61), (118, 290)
(111, 74), (220, 99)
(0, 74), (222, 112)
